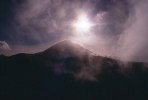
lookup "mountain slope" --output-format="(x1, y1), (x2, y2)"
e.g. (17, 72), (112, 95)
(39, 40), (94, 58)
(0, 40), (148, 100)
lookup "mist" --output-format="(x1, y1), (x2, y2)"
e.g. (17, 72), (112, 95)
(117, 0), (148, 62)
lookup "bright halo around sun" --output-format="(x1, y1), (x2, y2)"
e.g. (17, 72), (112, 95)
(72, 13), (94, 33)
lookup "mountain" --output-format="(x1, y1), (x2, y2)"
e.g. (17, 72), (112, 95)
(0, 40), (148, 100)
(42, 40), (93, 56)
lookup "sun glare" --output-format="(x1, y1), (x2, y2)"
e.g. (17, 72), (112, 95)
(73, 14), (93, 33)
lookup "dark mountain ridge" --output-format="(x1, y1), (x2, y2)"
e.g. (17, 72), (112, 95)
(0, 40), (148, 100)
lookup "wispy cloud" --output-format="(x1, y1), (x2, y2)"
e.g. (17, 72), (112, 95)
(0, 41), (11, 50)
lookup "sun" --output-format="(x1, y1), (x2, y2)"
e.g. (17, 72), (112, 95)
(71, 12), (105, 44)
(72, 13), (94, 33)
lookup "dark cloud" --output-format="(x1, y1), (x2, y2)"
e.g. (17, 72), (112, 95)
(0, 0), (24, 41)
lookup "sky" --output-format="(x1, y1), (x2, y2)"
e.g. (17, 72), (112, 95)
(0, 0), (148, 62)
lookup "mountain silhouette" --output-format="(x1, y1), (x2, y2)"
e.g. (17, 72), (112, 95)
(0, 40), (148, 100)
(42, 40), (93, 56)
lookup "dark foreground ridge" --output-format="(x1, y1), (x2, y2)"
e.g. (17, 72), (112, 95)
(0, 40), (148, 100)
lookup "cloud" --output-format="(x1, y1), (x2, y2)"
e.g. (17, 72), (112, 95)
(0, 41), (11, 50)
(116, 0), (148, 62)
(1, 0), (148, 62)
(12, 0), (131, 50)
